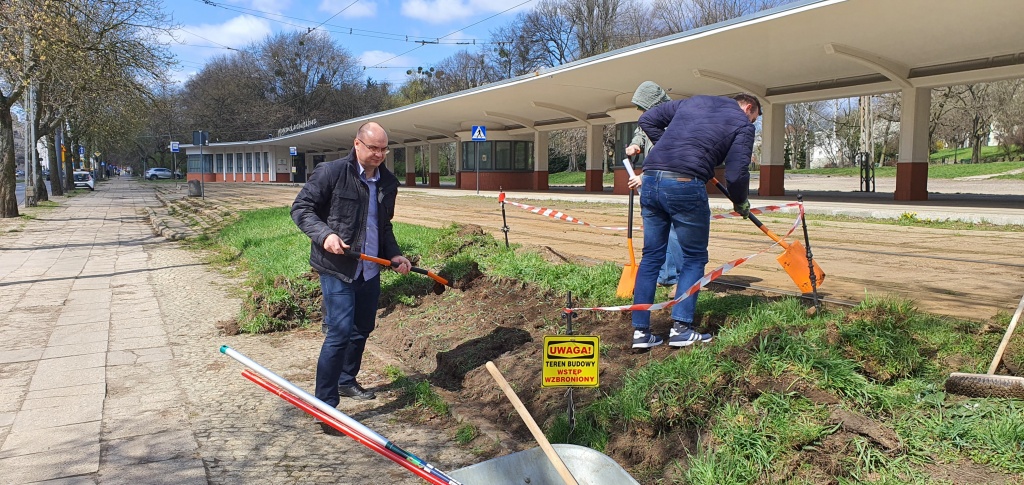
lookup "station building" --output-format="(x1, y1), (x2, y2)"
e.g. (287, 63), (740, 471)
(181, 0), (1024, 201)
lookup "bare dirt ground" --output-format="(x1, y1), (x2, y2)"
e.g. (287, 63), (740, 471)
(191, 179), (1024, 322)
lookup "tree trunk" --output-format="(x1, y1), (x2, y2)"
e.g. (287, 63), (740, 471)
(0, 106), (18, 218)
(33, 155), (48, 202)
(47, 134), (63, 196)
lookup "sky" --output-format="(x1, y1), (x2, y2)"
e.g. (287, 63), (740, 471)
(164, 0), (536, 85)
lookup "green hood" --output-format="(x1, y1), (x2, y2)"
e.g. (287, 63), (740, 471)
(631, 81), (670, 111)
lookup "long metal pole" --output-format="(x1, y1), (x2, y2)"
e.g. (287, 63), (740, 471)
(220, 346), (463, 485)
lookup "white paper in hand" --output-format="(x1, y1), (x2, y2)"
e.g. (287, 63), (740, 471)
(621, 158), (636, 178)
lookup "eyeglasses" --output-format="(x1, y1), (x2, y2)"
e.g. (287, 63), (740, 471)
(357, 138), (390, 155)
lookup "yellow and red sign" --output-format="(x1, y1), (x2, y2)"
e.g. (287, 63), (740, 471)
(542, 335), (599, 388)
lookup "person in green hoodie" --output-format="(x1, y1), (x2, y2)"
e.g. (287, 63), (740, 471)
(624, 81), (683, 298)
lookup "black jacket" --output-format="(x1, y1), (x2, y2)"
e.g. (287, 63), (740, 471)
(639, 95), (753, 204)
(291, 152), (401, 282)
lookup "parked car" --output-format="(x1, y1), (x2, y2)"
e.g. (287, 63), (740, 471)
(73, 171), (95, 191)
(15, 169), (24, 178)
(144, 167), (180, 180)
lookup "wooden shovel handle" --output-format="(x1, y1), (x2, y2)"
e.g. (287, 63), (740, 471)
(989, 292), (1024, 375)
(485, 361), (579, 485)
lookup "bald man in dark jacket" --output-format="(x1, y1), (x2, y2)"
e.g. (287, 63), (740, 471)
(630, 94), (760, 349)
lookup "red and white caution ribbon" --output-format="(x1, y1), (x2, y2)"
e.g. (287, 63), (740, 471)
(566, 203), (805, 313)
(500, 192), (800, 230)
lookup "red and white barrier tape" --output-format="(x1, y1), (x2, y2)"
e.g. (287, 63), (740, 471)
(566, 203), (804, 313)
(499, 192), (800, 230)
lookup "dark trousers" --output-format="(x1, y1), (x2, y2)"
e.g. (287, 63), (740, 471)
(316, 272), (380, 407)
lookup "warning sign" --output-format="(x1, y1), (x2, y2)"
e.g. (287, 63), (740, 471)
(542, 335), (599, 388)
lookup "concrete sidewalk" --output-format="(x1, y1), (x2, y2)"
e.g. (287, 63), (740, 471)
(0, 178), (207, 484)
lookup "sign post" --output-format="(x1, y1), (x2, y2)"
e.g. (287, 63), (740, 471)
(471, 125), (486, 194)
(193, 130), (209, 199)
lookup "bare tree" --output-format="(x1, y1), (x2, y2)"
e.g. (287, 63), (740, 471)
(432, 50), (497, 95)
(523, 1), (579, 67)
(565, 0), (622, 58)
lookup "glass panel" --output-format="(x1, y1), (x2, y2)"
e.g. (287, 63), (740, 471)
(227, 153), (234, 172)
(187, 154), (200, 172)
(263, 152), (270, 172)
(478, 141), (492, 170)
(513, 142), (534, 170)
(216, 154), (224, 173)
(236, 153), (243, 172)
(616, 122), (643, 169)
(495, 141), (511, 170)
(461, 142), (475, 170)
(246, 153), (253, 172)
(204, 154), (213, 172)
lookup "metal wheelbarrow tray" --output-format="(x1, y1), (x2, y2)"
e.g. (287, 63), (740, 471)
(451, 443), (639, 485)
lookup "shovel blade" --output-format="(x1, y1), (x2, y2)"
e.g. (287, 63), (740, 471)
(776, 241), (825, 293)
(616, 263), (637, 298)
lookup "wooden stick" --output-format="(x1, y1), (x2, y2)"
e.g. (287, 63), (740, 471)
(485, 361), (579, 485)
(989, 292), (1024, 375)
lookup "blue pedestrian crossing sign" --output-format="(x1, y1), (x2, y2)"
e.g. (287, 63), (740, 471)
(471, 125), (487, 141)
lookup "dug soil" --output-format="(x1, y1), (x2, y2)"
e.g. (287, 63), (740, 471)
(195, 184), (1024, 483)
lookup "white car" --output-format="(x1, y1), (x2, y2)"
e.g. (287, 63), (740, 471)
(145, 167), (175, 180)
(73, 171), (95, 191)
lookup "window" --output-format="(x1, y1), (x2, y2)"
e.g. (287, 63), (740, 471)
(226, 153), (234, 172)
(615, 122), (643, 168)
(186, 154), (213, 172)
(216, 154), (224, 173)
(514, 142), (533, 170)
(461, 140), (534, 171)
(236, 153), (243, 172)
(495, 142), (511, 170)
(263, 152), (270, 173)
(246, 153), (253, 172)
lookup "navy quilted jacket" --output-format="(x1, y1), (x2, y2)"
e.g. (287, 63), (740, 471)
(638, 95), (754, 204)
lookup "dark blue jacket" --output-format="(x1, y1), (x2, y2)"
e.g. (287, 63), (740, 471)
(291, 152), (401, 283)
(638, 95), (754, 204)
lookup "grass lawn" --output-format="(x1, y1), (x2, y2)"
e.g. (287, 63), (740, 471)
(789, 160), (1024, 179)
(547, 171), (615, 185)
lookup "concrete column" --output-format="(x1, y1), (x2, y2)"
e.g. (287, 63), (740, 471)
(584, 124), (604, 192)
(454, 140), (463, 188)
(385, 149), (394, 173)
(405, 146), (416, 187)
(428, 143), (440, 187)
(896, 87), (930, 201)
(759, 102), (787, 196)
(533, 131), (549, 190)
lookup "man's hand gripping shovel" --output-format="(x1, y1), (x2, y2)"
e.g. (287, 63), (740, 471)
(712, 178), (825, 293)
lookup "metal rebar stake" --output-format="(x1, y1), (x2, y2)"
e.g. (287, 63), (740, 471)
(499, 186), (510, 249)
(798, 194), (821, 313)
(563, 291), (577, 431)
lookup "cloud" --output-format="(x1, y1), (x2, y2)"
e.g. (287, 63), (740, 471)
(400, 0), (530, 24)
(319, 0), (377, 19)
(175, 15), (273, 49)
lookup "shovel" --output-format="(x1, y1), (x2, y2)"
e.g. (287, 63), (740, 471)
(711, 178), (825, 293)
(616, 186), (638, 298)
(353, 252), (453, 295)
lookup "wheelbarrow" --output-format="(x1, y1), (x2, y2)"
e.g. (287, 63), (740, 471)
(220, 346), (639, 485)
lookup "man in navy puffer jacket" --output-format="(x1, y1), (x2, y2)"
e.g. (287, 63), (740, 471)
(630, 94), (760, 349)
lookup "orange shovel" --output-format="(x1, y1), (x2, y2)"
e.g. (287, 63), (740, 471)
(712, 178), (825, 293)
(616, 187), (638, 298)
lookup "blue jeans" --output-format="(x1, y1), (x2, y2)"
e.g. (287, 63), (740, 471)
(658, 230), (683, 285)
(316, 273), (381, 407)
(632, 172), (710, 330)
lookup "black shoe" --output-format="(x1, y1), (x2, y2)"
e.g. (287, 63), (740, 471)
(338, 383), (376, 400)
(319, 422), (344, 437)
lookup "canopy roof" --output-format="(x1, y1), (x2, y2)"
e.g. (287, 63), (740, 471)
(199, 0), (1024, 151)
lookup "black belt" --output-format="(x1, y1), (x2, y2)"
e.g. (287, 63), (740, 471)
(644, 170), (695, 182)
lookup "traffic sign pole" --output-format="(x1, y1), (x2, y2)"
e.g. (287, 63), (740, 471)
(471, 125), (486, 194)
